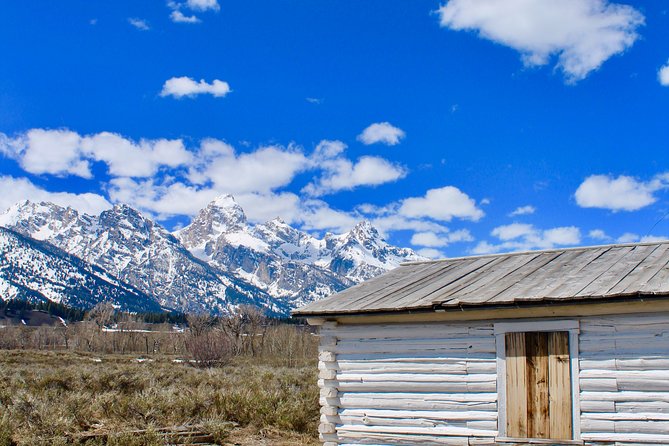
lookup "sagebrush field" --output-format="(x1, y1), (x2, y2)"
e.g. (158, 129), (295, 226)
(0, 308), (321, 445)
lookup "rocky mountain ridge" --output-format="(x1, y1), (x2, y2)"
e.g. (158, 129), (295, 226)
(0, 196), (425, 314)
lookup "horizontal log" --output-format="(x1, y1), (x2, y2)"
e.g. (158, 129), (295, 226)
(584, 412), (669, 421)
(582, 432), (669, 443)
(333, 341), (495, 356)
(580, 378), (618, 392)
(614, 420), (669, 435)
(580, 370), (669, 380)
(336, 351), (496, 361)
(616, 401), (669, 414)
(338, 398), (497, 412)
(338, 408), (497, 421)
(336, 422), (496, 437)
(335, 372), (496, 383)
(335, 361), (468, 374)
(580, 391), (669, 403)
(338, 414), (468, 429)
(616, 358), (669, 370)
(618, 379), (669, 392)
(335, 380), (496, 393)
(322, 323), (493, 340)
(580, 400), (616, 413)
(337, 431), (476, 445)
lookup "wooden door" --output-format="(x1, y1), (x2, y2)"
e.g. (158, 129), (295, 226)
(505, 331), (572, 440)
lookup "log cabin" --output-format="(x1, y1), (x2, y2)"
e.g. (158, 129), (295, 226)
(293, 241), (669, 446)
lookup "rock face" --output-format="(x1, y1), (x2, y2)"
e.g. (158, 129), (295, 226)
(0, 201), (284, 316)
(0, 226), (159, 312)
(0, 196), (425, 315)
(175, 195), (425, 308)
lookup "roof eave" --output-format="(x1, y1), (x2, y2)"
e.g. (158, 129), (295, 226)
(291, 293), (669, 319)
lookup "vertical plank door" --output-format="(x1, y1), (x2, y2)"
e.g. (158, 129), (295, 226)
(504, 331), (572, 440)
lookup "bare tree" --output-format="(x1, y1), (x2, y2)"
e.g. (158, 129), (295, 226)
(87, 301), (115, 331)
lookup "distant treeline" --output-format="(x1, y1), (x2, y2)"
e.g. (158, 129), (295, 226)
(0, 298), (189, 324)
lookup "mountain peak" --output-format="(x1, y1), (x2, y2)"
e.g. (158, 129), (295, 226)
(204, 194), (246, 227)
(176, 194), (247, 250)
(210, 194), (239, 209)
(350, 220), (381, 242)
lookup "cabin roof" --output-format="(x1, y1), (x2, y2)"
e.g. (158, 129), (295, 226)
(293, 241), (669, 317)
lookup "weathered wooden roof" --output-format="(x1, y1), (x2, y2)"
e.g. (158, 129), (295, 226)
(293, 241), (669, 316)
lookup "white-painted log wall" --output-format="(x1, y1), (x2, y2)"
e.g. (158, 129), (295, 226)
(319, 320), (498, 445)
(579, 313), (669, 445)
(317, 311), (669, 445)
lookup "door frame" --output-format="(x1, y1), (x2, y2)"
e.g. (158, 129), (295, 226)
(494, 319), (581, 441)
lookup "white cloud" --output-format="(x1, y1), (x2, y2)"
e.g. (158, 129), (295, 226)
(509, 205), (536, 217)
(368, 214), (451, 238)
(3, 129), (91, 178)
(473, 223), (581, 254)
(492, 223), (535, 241)
(410, 229), (473, 247)
(82, 132), (193, 178)
(659, 60), (669, 86)
(416, 248), (445, 259)
(575, 174), (669, 211)
(0, 176), (111, 215)
(160, 76), (231, 99)
(399, 186), (484, 222)
(306, 156), (406, 196)
(170, 10), (201, 23)
(313, 140), (346, 159)
(616, 232), (639, 243)
(437, 0), (644, 82)
(588, 229), (611, 241)
(640, 235), (669, 243)
(128, 18), (150, 31)
(192, 144), (309, 194)
(186, 0), (219, 11)
(1, 129), (193, 179)
(107, 177), (220, 217)
(357, 122), (405, 146)
(411, 231), (447, 247)
(304, 140), (406, 196)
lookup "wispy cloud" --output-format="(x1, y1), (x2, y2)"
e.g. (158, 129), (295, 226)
(509, 205), (536, 217)
(473, 223), (581, 254)
(128, 18), (150, 31)
(170, 10), (201, 23)
(304, 140), (406, 196)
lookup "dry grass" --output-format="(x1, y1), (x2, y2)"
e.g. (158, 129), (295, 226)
(0, 350), (320, 445)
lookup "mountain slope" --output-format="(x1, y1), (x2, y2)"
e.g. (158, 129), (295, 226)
(176, 195), (425, 307)
(0, 201), (286, 316)
(0, 227), (160, 312)
(1, 197), (424, 315)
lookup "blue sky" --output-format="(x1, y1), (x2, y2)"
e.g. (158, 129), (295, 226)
(1, 0), (669, 258)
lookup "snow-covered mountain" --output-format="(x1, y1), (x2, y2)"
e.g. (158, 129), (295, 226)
(175, 195), (424, 307)
(0, 196), (424, 315)
(0, 201), (286, 316)
(0, 226), (160, 312)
